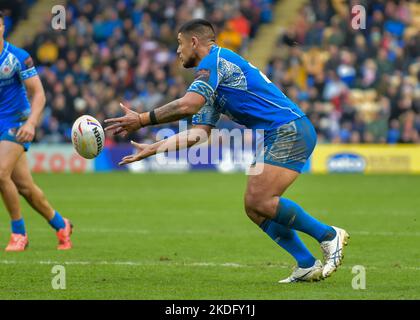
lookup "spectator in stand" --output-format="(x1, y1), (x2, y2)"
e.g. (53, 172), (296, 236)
(22, 0), (272, 144)
(217, 20), (242, 53)
(266, 0), (420, 143)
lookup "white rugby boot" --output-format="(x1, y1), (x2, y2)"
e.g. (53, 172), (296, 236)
(278, 260), (323, 283)
(320, 226), (350, 279)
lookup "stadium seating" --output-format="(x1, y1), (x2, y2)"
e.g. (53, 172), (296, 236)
(19, 0), (273, 144)
(0, 0), (37, 37)
(6, 0), (419, 145)
(266, 0), (419, 143)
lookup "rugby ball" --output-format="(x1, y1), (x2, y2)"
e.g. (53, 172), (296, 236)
(71, 115), (105, 159)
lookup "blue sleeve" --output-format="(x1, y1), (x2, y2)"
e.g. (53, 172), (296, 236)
(191, 103), (221, 127)
(14, 47), (38, 80)
(187, 48), (220, 104)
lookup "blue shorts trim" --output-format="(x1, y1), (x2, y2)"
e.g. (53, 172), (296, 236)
(0, 121), (31, 151)
(254, 116), (316, 173)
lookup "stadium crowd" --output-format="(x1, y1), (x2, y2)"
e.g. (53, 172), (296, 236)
(0, 0), (36, 37)
(5, 0), (420, 144)
(266, 0), (420, 143)
(16, 0), (273, 145)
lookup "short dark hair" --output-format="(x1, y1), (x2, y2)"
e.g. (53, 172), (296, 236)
(0, 10), (3, 22)
(178, 19), (215, 41)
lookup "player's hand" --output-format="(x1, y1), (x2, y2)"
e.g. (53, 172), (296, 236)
(104, 103), (142, 137)
(16, 122), (35, 143)
(118, 141), (153, 166)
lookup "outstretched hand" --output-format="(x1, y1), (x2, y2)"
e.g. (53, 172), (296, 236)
(118, 140), (153, 166)
(104, 103), (142, 137)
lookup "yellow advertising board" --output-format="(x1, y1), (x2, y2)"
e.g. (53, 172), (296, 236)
(312, 145), (420, 174)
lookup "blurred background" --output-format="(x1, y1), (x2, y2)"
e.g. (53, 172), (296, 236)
(1, 0), (419, 174)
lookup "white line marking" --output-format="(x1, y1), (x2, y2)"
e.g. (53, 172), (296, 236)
(0, 260), (272, 268)
(0, 227), (419, 237)
(350, 231), (420, 237)
(0, 260), (418, 270)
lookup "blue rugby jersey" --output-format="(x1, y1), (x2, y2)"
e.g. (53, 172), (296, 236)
(188, 45), (305, 130)
(0, 41), (38, 120)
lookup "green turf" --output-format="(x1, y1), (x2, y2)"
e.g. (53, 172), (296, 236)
(0, 172), (419, 299)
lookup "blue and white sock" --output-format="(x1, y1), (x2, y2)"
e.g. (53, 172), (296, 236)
(260, 219), (316, 268)
(11, 218), (26, 235)
(275, 198), (336, 243)
(49, 211), (66, 231)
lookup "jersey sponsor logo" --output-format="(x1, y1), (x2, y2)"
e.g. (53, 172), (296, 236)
(0, 53), (19, 80)
(327, 153), (366, 173)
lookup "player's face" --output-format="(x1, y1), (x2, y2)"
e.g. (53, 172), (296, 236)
(177, 33), (198, 68)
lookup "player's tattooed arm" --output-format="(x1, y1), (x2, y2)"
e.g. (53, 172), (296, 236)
(152, 99), (184, 123)
(141, 92), (205, 125)
(118, 125), (211, 165)
(105, 92), (205, 137)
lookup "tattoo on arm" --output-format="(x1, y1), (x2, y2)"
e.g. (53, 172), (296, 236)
(153, 99), (186, 124)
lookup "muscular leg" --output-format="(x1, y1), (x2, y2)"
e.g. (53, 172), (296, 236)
(244, 164), (335, 268)
(245, 164), (335, 242)
(11, 152), (55, 221)
(245, 164), (299, 224)
(0, 141), (24, 221)
(245, 164), (316, 268)
(12, 151), (71, 250)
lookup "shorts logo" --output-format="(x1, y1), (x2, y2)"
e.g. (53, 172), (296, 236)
(7, 127), (17, 136)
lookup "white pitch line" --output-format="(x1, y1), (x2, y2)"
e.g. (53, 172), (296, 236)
(0, 227), (419, 237)
(0, 260), (419, 271)
(350, 231), (420, 237)
(0, 260), (270, 269)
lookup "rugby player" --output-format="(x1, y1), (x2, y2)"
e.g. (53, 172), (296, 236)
(0, 10), (72, 251)
(105, 19), (349, 282)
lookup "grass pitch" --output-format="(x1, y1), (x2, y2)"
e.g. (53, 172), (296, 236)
(0, 172), (419, 299)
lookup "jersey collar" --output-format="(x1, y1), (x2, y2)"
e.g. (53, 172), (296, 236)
(210, 44), (219, 53)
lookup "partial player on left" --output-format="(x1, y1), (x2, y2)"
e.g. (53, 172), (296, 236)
(0, 10), (73, 251)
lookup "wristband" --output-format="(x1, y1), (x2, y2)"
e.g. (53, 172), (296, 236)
(149, 110), (158, 125)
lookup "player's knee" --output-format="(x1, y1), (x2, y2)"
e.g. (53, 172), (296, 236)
(244, 200), (254, 219)
(244, 193), (268, 218)
(15, 182), (35, 199)
(17, 185), (30, 198)
(0, 167), (12, 185)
